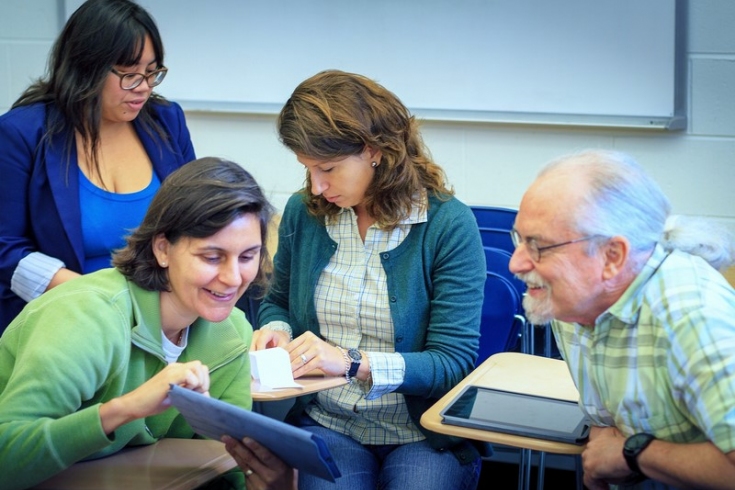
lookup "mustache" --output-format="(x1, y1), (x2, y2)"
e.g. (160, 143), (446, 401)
(515, 270), (548, 289)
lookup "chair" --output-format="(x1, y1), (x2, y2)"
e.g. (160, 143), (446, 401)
(477, 271), (526, 366)
(471, 206), (518, 230)
(470, 206), (517, 254)
(484, 247), (525, 299)
(483, 246), (532, 354)
(478, 227), (515, 254)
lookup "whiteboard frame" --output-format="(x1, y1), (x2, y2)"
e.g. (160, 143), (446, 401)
(64, 0), (687, 130)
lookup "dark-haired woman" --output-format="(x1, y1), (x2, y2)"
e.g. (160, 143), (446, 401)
(252, 70), (486, 490)
(0, 0), (195, 332)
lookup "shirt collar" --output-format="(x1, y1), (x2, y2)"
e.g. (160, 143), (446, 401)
(332, 189), (429, 226)
(595, 243), (670, 328)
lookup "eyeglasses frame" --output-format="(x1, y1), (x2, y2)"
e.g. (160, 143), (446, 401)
(110, 66), (168, 90)
(510, 229), (601, 262)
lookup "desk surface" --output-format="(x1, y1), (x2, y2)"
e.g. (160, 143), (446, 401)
(252, 373), (347, 401)
(421, 352), (584, 455)
(31, 439), (237, 490)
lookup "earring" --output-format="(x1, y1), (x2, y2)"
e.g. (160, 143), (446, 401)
(161, 262), (167, 267)
(371, 161), (378, 168)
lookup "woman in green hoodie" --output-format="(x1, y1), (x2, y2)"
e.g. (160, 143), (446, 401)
(0, 157), (283, 489)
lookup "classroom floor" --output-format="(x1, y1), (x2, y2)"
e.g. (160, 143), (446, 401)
(479, 459), (579, 489)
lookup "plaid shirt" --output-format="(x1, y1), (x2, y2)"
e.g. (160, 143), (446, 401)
(307, 200), (428, 445)
(553, 245), (735, 489)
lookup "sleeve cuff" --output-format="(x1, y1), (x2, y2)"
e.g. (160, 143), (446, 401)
(11, 252), (65, 302)
(364, 352), (405, 400)
(260, 321), (293, 341)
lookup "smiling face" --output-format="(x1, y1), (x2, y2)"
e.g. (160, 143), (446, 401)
(153, 214), (262, 330)
(297, 147), (380, 213)
(100, 35), (157, 125)
(509, 173), (609, 326)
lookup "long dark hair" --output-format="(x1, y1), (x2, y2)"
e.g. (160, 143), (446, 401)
(13, 0), (170, 181)
(113, 157), (274, 293)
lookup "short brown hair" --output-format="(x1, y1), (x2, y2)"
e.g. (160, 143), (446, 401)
(113, 157), (274, 291)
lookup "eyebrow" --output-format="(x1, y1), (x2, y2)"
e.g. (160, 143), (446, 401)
(197, 244), (262, 254)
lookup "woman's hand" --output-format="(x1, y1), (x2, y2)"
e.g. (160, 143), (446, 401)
(99, 361), (210, 434)
(222, 435), (298, 490)
(251, 329), (291, 351)
(286, 331), (346, 378)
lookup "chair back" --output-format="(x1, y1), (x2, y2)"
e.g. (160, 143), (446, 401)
(478, 227), (515, 254)
(471, 206), (518, 230)
(477, 271), (525, 366)
(483, 246), (526, 300)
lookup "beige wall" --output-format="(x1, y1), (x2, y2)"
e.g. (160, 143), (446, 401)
(2, 1), (734, 236)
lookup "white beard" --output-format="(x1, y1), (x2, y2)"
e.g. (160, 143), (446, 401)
(516, 271), (554, 325)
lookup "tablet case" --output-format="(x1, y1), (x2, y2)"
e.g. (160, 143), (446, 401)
(168, 385), (341, 481)
(440, 385), (591, 445)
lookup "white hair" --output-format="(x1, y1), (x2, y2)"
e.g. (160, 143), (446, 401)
(663, 215), (735, 271)
(539, 150), (735, 273)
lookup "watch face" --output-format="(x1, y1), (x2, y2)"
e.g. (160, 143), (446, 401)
(348, 349), (362, 361)
(626, 433), (655, 451)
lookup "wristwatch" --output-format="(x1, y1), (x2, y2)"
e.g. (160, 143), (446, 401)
(623, 433), (656, 477)
(346, 348), (362, 380)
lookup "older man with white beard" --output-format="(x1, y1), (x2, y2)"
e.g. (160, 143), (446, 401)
(508, 149), (735, 490)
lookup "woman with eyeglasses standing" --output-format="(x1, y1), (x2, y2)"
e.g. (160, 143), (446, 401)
(0, 0), (195, 333)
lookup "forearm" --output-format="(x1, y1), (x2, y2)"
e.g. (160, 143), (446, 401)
(47, 267), (82, 290)
(638, 441), (735, 489)
(99, 396), (144, 435)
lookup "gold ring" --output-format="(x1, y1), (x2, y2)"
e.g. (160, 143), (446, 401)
(300, 354), (308, 365)
(245, 469), (254, 477)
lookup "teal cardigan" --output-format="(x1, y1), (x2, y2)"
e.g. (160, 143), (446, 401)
(259, 192), (486, 460)
(0, 268), (252, 490)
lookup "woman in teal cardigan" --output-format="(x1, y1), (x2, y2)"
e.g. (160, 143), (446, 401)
(253, 70), (487, 490)
(0, 158), (287, 489)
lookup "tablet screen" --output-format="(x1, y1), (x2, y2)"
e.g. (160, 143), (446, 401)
(441, 386), (590, 443)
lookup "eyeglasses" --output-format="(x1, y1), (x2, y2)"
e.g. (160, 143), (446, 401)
(510, 229), (600, 262)
(110, 66), (168, 90)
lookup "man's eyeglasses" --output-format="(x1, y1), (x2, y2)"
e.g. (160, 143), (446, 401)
(110, 67), (168, 90)
(510, 229), (600, 262)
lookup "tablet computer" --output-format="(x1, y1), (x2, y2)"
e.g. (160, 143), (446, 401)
(440, 385), (591, 445)
(168, 385), (341, 482)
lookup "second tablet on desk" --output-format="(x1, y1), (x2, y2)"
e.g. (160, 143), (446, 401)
(440, 385), (591, 445)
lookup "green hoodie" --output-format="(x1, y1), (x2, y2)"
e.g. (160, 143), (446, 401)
(0, 268), (252, 489)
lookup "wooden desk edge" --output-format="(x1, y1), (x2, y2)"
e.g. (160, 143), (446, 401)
(252, 375), (348, 401)
(420, 353), (585, 455)
(164, 450), (238, 490)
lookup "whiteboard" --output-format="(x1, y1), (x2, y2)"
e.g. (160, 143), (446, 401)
(65, 0), (684, 129)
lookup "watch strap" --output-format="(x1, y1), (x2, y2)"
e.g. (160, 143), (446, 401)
(623, 433), (655, 476)
(347, 348), (361, 379)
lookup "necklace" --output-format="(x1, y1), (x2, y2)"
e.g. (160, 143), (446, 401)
(165, 328), (185, 346)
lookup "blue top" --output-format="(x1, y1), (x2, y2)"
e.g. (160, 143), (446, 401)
(79, 170), (161, 273)
(0, 100), (196, 331)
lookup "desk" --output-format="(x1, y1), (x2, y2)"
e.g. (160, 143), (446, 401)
(421, 352), (582, 490)
(252, 373), (347, 401)
(30, 376), (345, 489)
(31, 439), (236, 490)
(421, 351), (582, 454)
